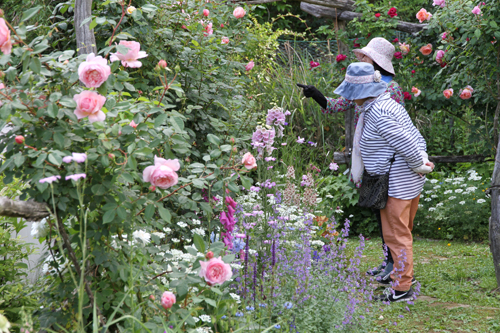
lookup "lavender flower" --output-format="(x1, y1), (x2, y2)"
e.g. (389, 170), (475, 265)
(39, 175), (61, 184)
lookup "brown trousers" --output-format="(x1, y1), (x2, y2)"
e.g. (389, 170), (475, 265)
(380, 195), (420, 291)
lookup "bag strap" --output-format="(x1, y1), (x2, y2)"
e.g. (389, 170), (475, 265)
(387, 153), (397, 174)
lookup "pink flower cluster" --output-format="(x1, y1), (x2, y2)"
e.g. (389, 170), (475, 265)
(220, 196), (237, 249)
(251, 126), (275, 158)
(199, 256), (232, 285)
(0, 18), (12, 55)
(110, 41), (148, 68)
(336, 54), (347, 62)
(143, 156), (180, 189)
(266, 106), (290, 137)
(436, 50), (446, 67)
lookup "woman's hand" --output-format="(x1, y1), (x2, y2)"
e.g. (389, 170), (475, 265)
(297, 83), (327, 109)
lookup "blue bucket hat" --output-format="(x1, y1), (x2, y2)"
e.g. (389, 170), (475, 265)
(334, 62), (387, 100)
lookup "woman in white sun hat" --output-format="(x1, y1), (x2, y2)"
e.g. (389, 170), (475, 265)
(297, 37), (421, 283)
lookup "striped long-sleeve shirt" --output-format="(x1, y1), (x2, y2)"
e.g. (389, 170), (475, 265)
(361, 93), (426, 200)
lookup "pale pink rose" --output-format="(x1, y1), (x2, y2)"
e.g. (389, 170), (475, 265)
(203, 9), (209, 17)
(416, 8), (432, 23)
(443, 88), (454, 99)
(242, 152), (257, 170)
(160, 291), (176, 309)
(399, 42), (410, 55)
(411, 86), (421, 97)
(233, 7), (246, 19)
(432, 0), (445, 8)
(78, 53), (111, 88)
(199, 257), (232, 285)
(130, 120), (138, 128)
(245, 61), (255, 71)
(0, 83), (4, 89)
(110, 41), (148, 68)
(221, 37), (229, 45)
(459, 86), (473, 100)
(0, 18), (12, 55)
(143, 155), (180, 189)
(73, 91), (106, 123)
(419, 43), (433, 55)
(472, 6), (481, 15)
(203, 22), (213, 36)
(435, 50), (445, 64)
(72, 153), (87, 163)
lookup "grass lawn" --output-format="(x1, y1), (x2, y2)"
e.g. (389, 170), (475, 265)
(360, 237), (500, 333)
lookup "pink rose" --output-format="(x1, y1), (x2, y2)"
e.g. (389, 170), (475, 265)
(416, 8), (432, 23)
(221, 37), (229, 44)
(203, 9), (209, 17)
(73, 91), (106, 123)
(160, 291), (176, 309)
(419, 43), (433, 55)
(432, 0), (446, 8)
(411, 86), (421, 97)
(242, 152), (257, 170)
(130, 120), (138, 128)
(472, 6), (481, 15)
(441, 32), (448, 40)
(443, 88), (454, 99)
(336, 54), (347, 62)
(199, 257), (232, 285)
(375, 13), (381, 18)
(394, 51), (403, 59)
(78, 53), (111, 88)
(233, 7), (246, 19)
(245, 60), (254, 71)
(435, 50), (445, 64)
(110, 41), (148, 68)
(459, 86), (473, 100)
(158, 60), (167, 69)
(399, 42), (410, 55)
(203, 22), (213, 36)
(143, 155), (180, 189)
(0, 18), (12, 55)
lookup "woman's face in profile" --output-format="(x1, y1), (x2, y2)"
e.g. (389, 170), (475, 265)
(358, 54), (374, 65)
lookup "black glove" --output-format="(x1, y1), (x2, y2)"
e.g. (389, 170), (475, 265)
(296, 83), (328, 109)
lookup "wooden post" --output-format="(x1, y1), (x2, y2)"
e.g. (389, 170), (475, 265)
(75, 0), (97, 55)
(344, 107), (355, 151)
(490, 101), (500, 288)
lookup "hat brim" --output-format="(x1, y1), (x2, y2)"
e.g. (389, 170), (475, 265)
(353, 48), (395, 75)
(334, 81), (387, 100)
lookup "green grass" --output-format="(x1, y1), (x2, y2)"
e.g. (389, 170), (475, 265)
(359, 238), (500, 332)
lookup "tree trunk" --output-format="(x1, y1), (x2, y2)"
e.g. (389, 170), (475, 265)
(75, 0), (97, 55)
(344, 108), (355, 152)
(490, 101), (500, 288)
(0, 197), (50, 221)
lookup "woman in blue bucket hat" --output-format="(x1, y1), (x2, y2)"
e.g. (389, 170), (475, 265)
(313, 62), (434, 302)
(298, 37), (412, 283)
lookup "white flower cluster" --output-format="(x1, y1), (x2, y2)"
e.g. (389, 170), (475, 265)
(311, 240), (325, 246)
(230, 293), (241, 303)
(199, 315), (211, 323)
(192, 228), (206, 236)
(477, 199), (486, 204)
(196, 327), (213, 333)
(448, 196), (456, 200)
(177, 221), (188, 228)
(31, 218), (50, 239)
(467, 170), (482, 181)
(443, 190), (452, 194)
(192, 219), (202, 225)
(459, 201), (466, 205)
(430, 179), (439, 184)
(455, 189), (463, 194)
(429, 207), (436, 211)
(133, 230), (151, 244)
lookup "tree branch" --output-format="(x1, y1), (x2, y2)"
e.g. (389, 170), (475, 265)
(0, 197), (50, 221)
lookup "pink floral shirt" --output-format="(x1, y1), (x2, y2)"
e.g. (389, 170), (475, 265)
(322, 80), (405, 127)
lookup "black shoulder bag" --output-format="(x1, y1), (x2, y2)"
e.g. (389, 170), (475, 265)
(357, 153), (397, 210)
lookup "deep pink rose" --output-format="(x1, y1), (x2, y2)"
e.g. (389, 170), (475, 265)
(441, 32), (448, 40)
(375, 13), (381, 18)
(143, 156), (180, 189)
(245, 61), (254, 71)
(233, 7), (246, 19)
(78, 53), (111, 88)
(199, 257), (232, 285)
(435, 50), (445, 64)
(353, 38), (360, 47)
(309, 61), (320, 69)
(160, 291), (176, 309)
(403, 92), (412, 100)
(0, 18), (12, 55)
(73, 91), (106, 123)
(110, 41), (148, 68)
(242, 152), (257, 170)
(459, 86), (473, 100)
(394, 52), (403, 59)
(336, 54), (347, 62)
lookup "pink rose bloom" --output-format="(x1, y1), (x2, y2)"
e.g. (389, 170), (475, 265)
(203, 22), (213, 36)
(160, 291), (176, 309)
(242, 152), (257, 170)
(245, 60), (255, 71)
(459, 86), (473, 100)
(441, 32), (448, 40)
(432, 0), (446, 8)
(203, 9), (209, 17)
(435, 50), (445, 64)
(416, 8), (432, 23)
(39, 175), (61, 184)
(411, 86), (421, 97)
(199, 257), (232, 285)
(72, 152), (87, 163)
(471, 6), (481, 15)
(443, 88), (454, 99)
(78, 53), (111, 88)
(0, 83), (5, 90)
(399, 42), (410, 55)
(130, 120), (138, 128)
(143, 155), (180, 189)
(419, 43), (433, 55)
(0, 18), (12, 55)
(233, 7), (246, 19)
(110, 41), (148, 68)
(73, 91), (106, 123)
(221, 37), (229, 44)
(336, 54), (347, 62)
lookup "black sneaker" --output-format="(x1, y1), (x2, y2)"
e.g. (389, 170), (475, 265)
(376, 274), (417, 286)
(367, 260), (391, 276)
(374, 261), (394, 285)
(376, 287), (416, 303)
